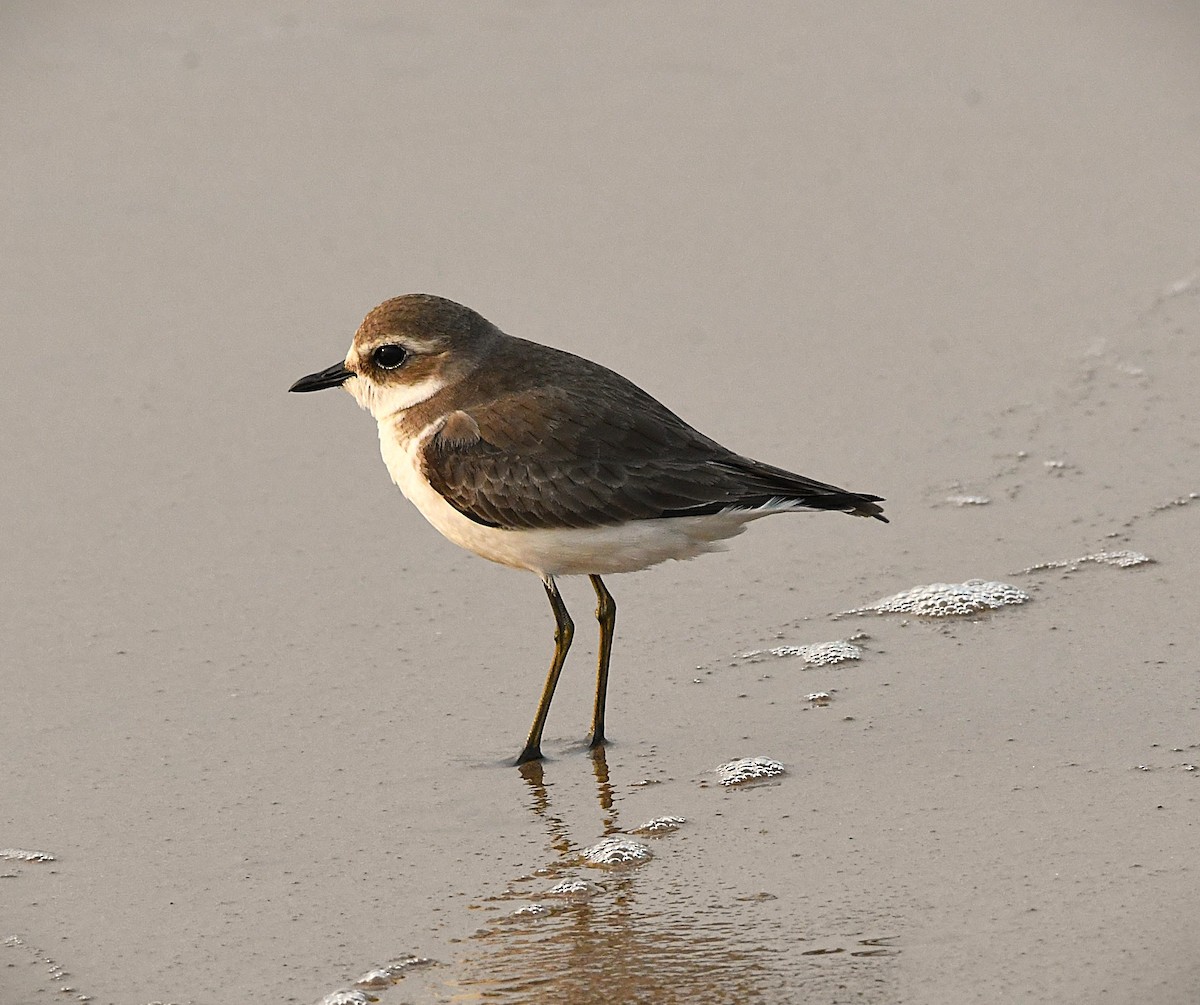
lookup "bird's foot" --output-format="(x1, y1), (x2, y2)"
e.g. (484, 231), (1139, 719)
(515, 743), (543, 765)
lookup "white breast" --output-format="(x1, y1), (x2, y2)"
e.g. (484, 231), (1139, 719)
(377, 418), (769, 577)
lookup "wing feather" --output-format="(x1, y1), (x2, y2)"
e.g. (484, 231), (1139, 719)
(421, 384), (885, 530)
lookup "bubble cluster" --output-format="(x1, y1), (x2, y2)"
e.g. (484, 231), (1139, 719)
(0, 848), (55, 862)
(945, 494), (991, 506)
(716, 757), (786, 786)
(352, 955), (433, 989)
(631, 815), (686, 835)
(1086, 550), (1151, 567)
(739, 638), (862, 665)
(1149, 492), (1198, 514)
(582, 835), (653, 866)
(843, 580), (1029, 618)
(354, 970), (394, 989)
(543, 877), (604, 896)
(1017, 550), (1153, 573)
(318, 991), (374, 1005)
(771, 640), (862, 665)
(2, 936), (79, 999)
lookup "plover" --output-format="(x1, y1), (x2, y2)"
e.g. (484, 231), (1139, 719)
(291, 295), (886, 763)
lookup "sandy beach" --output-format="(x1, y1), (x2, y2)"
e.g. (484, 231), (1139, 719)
(3, 3), (1198, 1002)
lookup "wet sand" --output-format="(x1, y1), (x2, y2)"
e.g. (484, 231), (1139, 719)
(3, 3), (1199, 1003)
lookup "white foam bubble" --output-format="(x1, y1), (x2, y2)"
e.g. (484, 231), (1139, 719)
(1017, 550), (1153, 573)
(351, 955), (432, 989)
(770, 640), (862, 665)
(582, 836), (653, 865)
(543, 877), (604, 896)
(844, 580), (1029, 618)
(0, 848), (56, 862)
(354, 970), (393, 989)
(631, 815), (686, 835)
(1086, 550), (1152, 567)
(740, 637), (863, 665)
(319, 990), (374, 1005)
(716, 757), (786, 786)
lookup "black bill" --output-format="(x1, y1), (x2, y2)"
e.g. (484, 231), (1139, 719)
(289, 362), (353, 393)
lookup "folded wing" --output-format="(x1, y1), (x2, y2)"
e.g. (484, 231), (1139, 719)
(421, 383), (885, 531)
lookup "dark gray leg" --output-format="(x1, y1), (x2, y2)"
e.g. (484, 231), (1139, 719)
(516, 575), (574, 764)
(587, 574), (616, 749)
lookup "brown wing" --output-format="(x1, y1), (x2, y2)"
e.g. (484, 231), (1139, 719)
(420, 382), (885, 531)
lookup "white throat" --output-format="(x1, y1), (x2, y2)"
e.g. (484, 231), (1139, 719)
(344, 373), (447, 421)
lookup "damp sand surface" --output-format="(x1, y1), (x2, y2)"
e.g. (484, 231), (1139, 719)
(3, 4), (1200, 1004)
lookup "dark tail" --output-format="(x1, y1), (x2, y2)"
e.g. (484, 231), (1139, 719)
(661, 455), (888, 522)
(800, 491), (888, 522)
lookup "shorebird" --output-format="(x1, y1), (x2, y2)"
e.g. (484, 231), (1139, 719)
(291, 295), (886, 763)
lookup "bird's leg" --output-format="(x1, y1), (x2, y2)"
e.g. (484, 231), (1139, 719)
(516, 575), (574, 764)
(587, 574), (616, 749)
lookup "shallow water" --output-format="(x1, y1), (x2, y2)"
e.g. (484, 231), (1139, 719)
(332, 750), (901, 1005)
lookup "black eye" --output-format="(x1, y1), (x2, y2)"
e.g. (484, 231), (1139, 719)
(372, 344), (407, 370)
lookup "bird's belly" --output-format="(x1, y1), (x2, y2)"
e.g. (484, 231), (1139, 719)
(378, 422), (760, 576)
(498, 516), (756, 575)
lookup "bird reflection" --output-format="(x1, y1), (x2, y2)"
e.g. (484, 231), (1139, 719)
(433, 748), (781, 1004)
